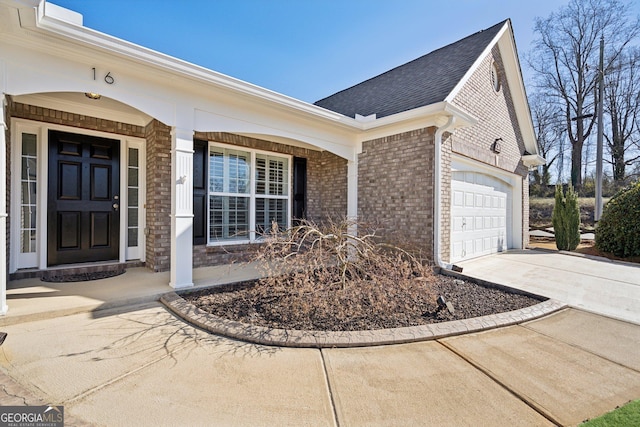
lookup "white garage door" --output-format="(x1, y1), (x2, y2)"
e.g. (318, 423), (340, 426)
(450, 171), (510, 263)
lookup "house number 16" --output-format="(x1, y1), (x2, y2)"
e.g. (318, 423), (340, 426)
(92, 68), (115, 84)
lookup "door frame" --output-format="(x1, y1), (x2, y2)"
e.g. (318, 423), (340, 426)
(10, 119), (146, 272)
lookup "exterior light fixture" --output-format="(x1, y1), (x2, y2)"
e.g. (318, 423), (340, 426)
(491, 138), (502, 154)
(85, 92), (101, 100)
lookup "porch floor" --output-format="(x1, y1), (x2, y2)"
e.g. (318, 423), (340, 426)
(1, 262), (263, 327)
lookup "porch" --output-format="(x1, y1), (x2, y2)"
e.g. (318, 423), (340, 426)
(0, 263), (263, 327)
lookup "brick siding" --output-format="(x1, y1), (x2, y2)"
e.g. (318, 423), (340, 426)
(192, 132), (348, 268)
(357, 127), (436, 259)
(144, 120), (172, 271)
(446, 47), (531, 254)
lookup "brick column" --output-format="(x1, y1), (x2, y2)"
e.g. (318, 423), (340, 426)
(170, 127), (194, 288)
(0, 96), (8, 314)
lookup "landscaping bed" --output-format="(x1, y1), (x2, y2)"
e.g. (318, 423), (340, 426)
(183, 274), (542, 332)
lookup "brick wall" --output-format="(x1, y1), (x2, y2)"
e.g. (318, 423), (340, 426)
(9, 102), (145, 138)
(449, 48), (527, 174)
(144, 120), (172, 271)
(440, 132), (453, 263)
(358, 127), (436, 258)
(6, 102), (352, 271)
(446, 47), (530, 254)
(307, 150), (348, 221)
(192, 132), (348, 268)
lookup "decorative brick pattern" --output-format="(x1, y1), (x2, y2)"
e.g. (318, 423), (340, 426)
(358, 127), (436, 258)
(192, 132), (348, 267)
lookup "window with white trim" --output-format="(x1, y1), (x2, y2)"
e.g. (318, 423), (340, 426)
(208, 143), (290, 244)
(20, 133), (38, 255)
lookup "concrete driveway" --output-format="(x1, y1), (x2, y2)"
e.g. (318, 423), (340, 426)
(1, 252), (639, 426)
(1, 303), (640, 426)
(459, 249), (640, 325)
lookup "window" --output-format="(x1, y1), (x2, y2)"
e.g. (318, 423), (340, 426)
(20, 133), (38, 254)
(127, 147), (140, 248)
(491, 61), (501, 92)
(208, 143), (290, 244)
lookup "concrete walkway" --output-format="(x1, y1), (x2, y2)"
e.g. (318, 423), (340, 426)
(459, 249), (640, 325)
(0, 254), (639, 426)
(1, 305), (639, 426)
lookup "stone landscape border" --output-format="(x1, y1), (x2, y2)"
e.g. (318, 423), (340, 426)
(161, 274), (567, 348)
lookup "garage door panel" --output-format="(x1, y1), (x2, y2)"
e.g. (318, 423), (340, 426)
(453, 190), (464, 207)
(451, 173), (510, 263)
(465, 193), (474, 206)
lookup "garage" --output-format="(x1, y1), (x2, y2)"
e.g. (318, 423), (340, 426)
(450, 170), (512, 263)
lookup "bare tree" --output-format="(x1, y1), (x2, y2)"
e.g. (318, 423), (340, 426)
(529, 0), (639, 189)
(604, 46), (640, 181)
(529, 93), (566, 186)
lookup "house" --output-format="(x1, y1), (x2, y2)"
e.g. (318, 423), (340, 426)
(0, 0), (544, 315)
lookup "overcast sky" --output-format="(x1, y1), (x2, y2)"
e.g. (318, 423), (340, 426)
(50, 0), (640, 103)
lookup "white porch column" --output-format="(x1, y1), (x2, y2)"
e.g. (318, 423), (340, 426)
(170, 127), (194, 289)
(347, 156), (358, 235)
(0, 96), (8, 315)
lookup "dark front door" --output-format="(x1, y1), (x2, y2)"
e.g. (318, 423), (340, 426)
(48, 130), (120, 266)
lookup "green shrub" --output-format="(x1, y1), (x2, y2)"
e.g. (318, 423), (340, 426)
(596, 181), (640, 257)
(552, 184), (580, 251)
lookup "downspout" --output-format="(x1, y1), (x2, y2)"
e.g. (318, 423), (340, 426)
(433, 115), (456, 270)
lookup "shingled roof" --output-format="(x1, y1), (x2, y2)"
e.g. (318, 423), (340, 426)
(314, 20), (508, 119)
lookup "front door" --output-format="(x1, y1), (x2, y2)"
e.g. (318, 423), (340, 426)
(47, 130), (120, 266)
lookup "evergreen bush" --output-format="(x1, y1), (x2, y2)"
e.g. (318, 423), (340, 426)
(595, 181), (640, 257)
(552, 184), (580, 251)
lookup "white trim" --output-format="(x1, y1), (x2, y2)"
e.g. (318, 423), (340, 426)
(9, 118), (146, 272)
(14, 93), (151, 127)
(125, 139), (146, 262)
(206, 140), (292, 245)
(445, 23), (509, 103)
(10, 121), (43, 272)
(0, 96), (7, 315)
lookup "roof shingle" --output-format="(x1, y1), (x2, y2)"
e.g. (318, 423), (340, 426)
(314, 20), (507, 119)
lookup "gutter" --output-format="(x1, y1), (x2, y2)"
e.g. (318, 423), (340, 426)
(433, 115), (457, 270)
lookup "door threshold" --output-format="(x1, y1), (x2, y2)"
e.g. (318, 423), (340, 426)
(10, 260), (144, 281)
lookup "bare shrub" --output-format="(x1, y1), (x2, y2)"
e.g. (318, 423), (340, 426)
(224, 218), (438, 330)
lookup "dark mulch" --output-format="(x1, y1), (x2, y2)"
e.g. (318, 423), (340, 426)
(41, 269), (125, 282)
(184, 275), (542, 332)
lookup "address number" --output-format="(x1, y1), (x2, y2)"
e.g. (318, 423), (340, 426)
(92, 68), (115, 85)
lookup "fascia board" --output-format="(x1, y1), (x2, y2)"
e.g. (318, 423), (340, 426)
(445, 20), (540, 157)
(355, 102), (477, 143)
(445, 21), (509, 103)
(15, 1), (352, 127)
(360, 102), (477, 131)
(522, 154), (546, 167)
(8, 1), (479, 141)
(497, 29), (539, 156)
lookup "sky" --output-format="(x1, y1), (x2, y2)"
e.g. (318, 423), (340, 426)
(50, 0), (639, 104)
